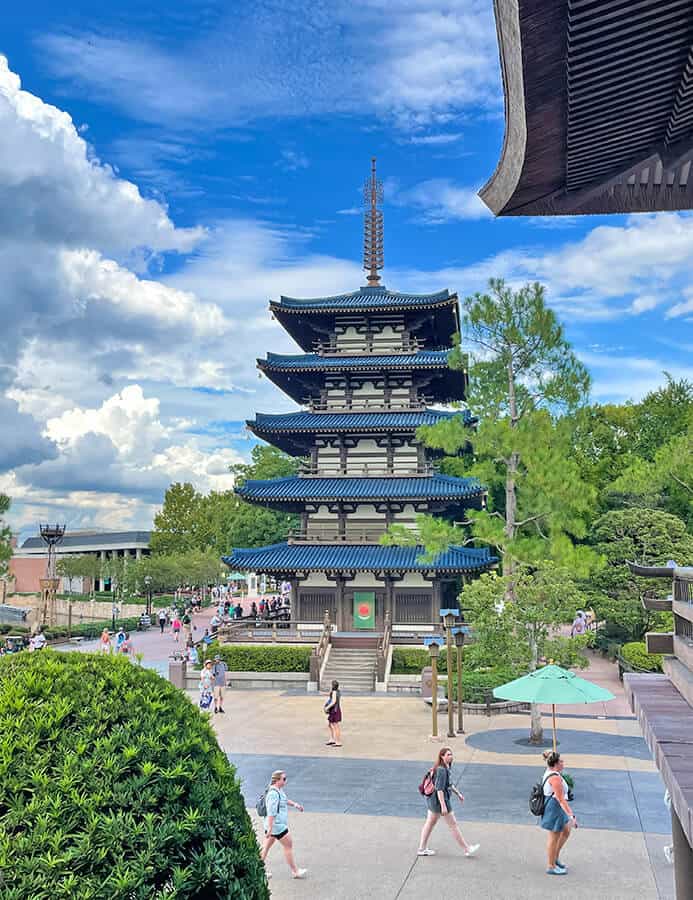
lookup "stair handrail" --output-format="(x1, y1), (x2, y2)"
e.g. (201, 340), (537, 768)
(310, 609), (332, 682)
(376, 610), (392, 682)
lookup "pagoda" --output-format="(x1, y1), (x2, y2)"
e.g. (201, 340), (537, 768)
(223, 160), (496, 632)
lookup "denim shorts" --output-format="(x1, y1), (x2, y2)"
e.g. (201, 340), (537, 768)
(541, 796), (570, 832)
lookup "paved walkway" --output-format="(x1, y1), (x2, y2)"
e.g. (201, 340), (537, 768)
(201, 654), (674, 899)
(57, 628), (675, 897)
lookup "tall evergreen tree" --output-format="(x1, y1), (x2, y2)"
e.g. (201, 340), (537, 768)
(390, 280), (596, 583)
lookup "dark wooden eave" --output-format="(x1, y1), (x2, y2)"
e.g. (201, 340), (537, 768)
(480, 0), (693, 216)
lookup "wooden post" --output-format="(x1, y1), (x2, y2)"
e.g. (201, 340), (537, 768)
(446, 623), (455, 738)
(456, 640), (464, 734)
(431, 654), (439, 739)
(552, 704), (557, 753)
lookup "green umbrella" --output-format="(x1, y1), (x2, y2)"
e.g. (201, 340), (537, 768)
(493, 664), (615, 751)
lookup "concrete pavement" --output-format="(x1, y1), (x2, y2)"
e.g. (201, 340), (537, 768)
(202, 651), (674, 899)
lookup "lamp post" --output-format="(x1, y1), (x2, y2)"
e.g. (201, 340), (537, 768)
(452, 625), (470, 734)
(424, 635), (444, 741)
(144, 574), (153, 617)
(440, 608), (459, 738)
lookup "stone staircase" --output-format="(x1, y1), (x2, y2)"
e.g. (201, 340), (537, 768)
(320, 646), (378, 693)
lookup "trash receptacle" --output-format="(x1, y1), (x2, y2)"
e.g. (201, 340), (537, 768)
(421, 666), (433, 699)
(169, 658), (187, 689)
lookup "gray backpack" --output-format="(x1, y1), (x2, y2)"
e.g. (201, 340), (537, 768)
(256, 786), (280, 817)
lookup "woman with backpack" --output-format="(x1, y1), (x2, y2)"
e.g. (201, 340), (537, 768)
(417, 747), (480, 858)
(259, 770), (307, 880)
(540, 751), (577, 875)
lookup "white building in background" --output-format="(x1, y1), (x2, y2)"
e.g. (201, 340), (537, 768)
(9, 530), (151, 593)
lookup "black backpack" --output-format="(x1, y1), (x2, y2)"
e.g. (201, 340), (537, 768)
(529, 772), (554, 816)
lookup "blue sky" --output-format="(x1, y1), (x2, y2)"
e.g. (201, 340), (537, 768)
(1, 1), (692, 538)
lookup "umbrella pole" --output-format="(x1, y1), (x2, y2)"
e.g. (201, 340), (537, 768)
(552, 704), (557, 753)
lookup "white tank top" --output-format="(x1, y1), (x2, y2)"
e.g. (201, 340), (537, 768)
(543, 769), (568, 797)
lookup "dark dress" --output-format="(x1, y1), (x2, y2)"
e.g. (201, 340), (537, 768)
(327, 689), (342, 724)
(426, 765), (452, 814)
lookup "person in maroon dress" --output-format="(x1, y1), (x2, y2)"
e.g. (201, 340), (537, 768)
(324, 680), (342, 747)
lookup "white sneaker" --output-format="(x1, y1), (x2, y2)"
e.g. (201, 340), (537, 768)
(465, 843), (480, 857)
(417, 848), (436, 856)
(292, 868), (308, 879)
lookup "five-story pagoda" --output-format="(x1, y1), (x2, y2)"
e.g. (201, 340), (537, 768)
(224, 161), (496, 633)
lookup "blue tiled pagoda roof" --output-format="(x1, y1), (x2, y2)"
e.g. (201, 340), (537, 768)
(272, 286), (455, 313)
(223, 542), (496, 574)
(237, 474), (483, 503)
(260, 350), (451, 371)
(250, 409), (471, 433)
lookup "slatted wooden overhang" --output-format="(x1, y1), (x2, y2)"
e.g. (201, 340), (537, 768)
(480, 0), (693, 215)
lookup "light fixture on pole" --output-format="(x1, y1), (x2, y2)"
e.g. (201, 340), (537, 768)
(144, 575), (153, 617)
(440, 608), (459, 738)
(423, 635), (444, 741)
(452, 625), (471, 734)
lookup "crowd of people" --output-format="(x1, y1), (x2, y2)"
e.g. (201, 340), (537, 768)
(0, 630), (46, 654)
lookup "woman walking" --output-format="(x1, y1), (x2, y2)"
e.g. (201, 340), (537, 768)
(540, 751), (577, 875)
(171, 614), (181, 643)
(324, 680), (342, 747)
(98, 628), (111, 654)
(417, 747), (479, 858)
(260, 770), (307, 880)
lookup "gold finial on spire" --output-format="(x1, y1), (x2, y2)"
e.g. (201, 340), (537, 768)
(363, 157), (384, 286)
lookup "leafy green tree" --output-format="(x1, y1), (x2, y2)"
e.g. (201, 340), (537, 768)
(151, 447), (300, 557)
(462, 563), (587, 742)
(231, 444), (300, 482)
(390, 280), (596, 583)
(588, 508), (693, 640)
(134, 554), (185, 593)
(565, 403), (639, 502)
(150, 482), (206, 555)
(608, 409), (693, 526)
(56, 554), (102, 599)
(630, 374), (693, 461)
(0, 494), (12, 578)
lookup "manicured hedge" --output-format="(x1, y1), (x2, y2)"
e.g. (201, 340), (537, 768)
(0, 651), (268, 899)
(42, 616), (143, 641)
(200, 642), (312, 673)
(620, 641), (663, 673)
(392, 647), (457, 673)
(0, 625), (28, 635)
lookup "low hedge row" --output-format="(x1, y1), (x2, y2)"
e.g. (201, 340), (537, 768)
(0, 625), (29, 635)
(620, 641), (663, 673)
(0, 651), (268, 898)
(438, 668), (517, 704)
(43, 616), (142, 641)
(392, 647), (451, 673)
(200, 642), (313, 672)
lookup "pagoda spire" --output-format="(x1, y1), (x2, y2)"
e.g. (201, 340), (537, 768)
(363, 157), (384, 286)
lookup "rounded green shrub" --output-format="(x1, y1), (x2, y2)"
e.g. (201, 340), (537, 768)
(620, 641), (663, 672)
(0, 651), (268, 899)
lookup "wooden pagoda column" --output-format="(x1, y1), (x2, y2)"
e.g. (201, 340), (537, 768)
(335, 576), (346, 631)
(384, 576), (394, 625)
(337, 507), (347, 541)
(383, 373), (392, 409)
(290, 577), (299, 619)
